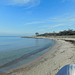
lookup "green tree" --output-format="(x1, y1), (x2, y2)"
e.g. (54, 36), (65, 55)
(35, 32), (39, 36)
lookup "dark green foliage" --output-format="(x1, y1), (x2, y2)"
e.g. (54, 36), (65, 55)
(39, 29), (75, 36)
(35, 32), (39, 36)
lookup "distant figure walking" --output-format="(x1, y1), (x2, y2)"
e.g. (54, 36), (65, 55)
(56, 64), (75, 75)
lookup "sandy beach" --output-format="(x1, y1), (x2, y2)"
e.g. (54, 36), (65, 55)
(0, 38), (75, 75)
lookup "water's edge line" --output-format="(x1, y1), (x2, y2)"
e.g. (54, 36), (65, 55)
(0, 38), (56, 73)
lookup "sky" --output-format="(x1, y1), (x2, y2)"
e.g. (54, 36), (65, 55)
(0, 0), (75, 36)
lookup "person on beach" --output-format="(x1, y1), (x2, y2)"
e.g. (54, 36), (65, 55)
(56, 64), (75, 75)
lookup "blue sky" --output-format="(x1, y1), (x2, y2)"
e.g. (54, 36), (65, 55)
(0, 0), (75, 36)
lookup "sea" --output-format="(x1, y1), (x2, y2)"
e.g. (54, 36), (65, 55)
(0, 36), (55, 72)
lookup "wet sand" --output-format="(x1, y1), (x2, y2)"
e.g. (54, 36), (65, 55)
(0, 38), (75, 75)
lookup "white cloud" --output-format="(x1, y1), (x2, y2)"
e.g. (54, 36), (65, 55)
(25, 14), (75, 33)
(24, 13), (75, 32)
(0, 0), (40, 8)
(24, 21), (46, 25)
(70, 19), (75, 21)
(52, 24), (65, 27)
(39, 24), (67, 29)
(8, 0), (30, 5)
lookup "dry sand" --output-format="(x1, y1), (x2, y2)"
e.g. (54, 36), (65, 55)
(1, 38), (75, 75)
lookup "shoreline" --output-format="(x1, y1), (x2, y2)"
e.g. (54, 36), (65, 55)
(0, 39), (54, 69)
(0, 38), (55, 75)
(1, 38), (75, 75)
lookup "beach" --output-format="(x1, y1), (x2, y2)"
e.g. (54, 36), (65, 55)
(1, 37), (75, 75)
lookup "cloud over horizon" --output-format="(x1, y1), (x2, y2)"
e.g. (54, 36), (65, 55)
(25, 13), (75, 33)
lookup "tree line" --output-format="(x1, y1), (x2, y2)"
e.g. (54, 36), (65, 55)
(36, 29), (75, 36)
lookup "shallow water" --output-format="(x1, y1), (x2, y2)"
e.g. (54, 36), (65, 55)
(0, 36), (55, 72)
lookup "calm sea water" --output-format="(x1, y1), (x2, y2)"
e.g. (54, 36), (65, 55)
(0, 36), (55, 72)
